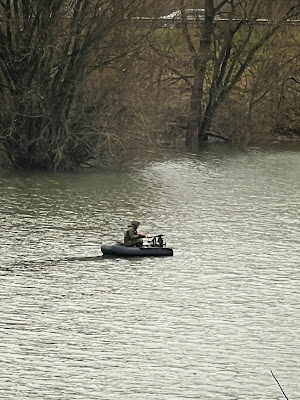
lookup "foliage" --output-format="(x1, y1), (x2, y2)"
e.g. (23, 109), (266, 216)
(0, 0), (299, 171)
(0, 0), (142, 170)
(143, 0), (300, 145)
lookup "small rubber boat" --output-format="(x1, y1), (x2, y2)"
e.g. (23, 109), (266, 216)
(101, 243), (173, 257)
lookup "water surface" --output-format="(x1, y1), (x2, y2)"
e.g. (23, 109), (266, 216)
(0, 145), (299, 399)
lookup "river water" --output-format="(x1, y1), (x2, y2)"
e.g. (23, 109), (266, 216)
(0, 144), (299, 399)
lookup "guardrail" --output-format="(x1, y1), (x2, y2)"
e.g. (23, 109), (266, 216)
(131, 17), (300, 26)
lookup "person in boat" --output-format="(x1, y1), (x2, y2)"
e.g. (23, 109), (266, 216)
(124, 221), (146, 247)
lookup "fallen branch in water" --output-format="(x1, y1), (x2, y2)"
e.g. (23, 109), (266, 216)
(271, 370), (289, 400)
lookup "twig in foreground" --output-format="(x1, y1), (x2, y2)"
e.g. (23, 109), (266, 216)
(271, 370), (289, 400)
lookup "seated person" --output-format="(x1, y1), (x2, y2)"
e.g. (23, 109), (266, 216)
(124, 221), (145, 247)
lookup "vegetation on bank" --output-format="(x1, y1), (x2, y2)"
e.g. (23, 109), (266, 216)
(0, 0), (300, 171)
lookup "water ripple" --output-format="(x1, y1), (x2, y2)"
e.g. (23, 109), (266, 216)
(0, 147), (300, 399)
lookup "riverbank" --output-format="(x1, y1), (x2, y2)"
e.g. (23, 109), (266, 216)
(1, 133), (299, 173)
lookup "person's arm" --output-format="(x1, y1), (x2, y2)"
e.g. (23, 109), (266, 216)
(128, 227), (145, 240)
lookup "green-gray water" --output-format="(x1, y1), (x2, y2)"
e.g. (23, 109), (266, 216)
(0, 144), (299, 399)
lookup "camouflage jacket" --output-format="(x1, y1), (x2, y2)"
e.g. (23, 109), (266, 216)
(124, 224), (145, 245)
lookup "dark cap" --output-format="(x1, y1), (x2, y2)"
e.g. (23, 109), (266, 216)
(132, 221), (140, 227)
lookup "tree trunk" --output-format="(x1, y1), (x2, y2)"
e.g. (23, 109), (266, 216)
(184, 0), (215, 145)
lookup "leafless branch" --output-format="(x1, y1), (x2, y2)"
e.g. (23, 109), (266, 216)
(271, 370), (289, 400)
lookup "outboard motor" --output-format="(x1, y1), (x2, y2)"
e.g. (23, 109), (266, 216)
(151, 235), (165, 248)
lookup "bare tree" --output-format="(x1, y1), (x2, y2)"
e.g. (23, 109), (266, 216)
(175, 0), (300, 145)
(0, 0), (142, 170)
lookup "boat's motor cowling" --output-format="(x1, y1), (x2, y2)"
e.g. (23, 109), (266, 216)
(151, 235), (165, 247)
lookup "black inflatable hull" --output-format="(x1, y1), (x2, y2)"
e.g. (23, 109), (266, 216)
(101, 244), (173, 257)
